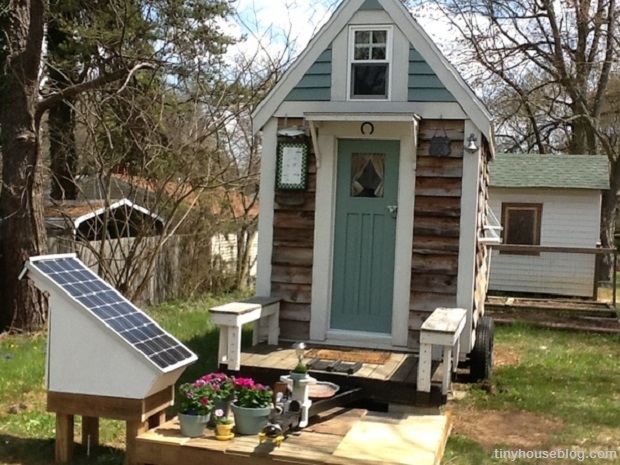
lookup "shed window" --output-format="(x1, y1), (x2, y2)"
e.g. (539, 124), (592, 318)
(349, 27), (391, 100)
(501, 203), (542, 251)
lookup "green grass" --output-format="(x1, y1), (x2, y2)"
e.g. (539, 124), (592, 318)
(445, 323), (620, 464)
(2, 302), (619, 465)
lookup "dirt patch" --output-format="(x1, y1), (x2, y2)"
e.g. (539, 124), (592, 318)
(493, 344), (520, 367)
(450, 404), (563, 451)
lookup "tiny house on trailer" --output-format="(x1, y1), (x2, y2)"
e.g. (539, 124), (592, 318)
(250, 0), (499, 387)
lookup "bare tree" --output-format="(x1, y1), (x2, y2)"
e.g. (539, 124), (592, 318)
(416, 0), (619, 275)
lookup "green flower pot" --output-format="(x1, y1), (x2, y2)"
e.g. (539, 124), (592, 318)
(231, 404), (271, 435)
(178, 412), (210, 437)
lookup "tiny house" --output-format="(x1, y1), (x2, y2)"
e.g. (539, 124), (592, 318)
(252, 0), (498, 373)
(489, 153), (610, 297)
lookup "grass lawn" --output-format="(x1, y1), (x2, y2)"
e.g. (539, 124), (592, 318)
(1, 299), (619, 464)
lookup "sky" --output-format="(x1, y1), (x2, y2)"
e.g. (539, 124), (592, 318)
(226, 0), (464, 70)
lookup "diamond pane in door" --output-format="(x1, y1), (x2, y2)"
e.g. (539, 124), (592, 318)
(331, 140), (399, 334)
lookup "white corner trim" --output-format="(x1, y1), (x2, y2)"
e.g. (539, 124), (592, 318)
(256, 118), (278, 297)
(457, 120), (482, 354)
(391, 119), (418, 347)
(310, 133), (337, 341)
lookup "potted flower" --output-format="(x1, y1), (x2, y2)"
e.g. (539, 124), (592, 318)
(230, 377), (273, 435)
(213, 408), (234, 439)
(198, 372), (234, 426)
(177, 379), (214, 437)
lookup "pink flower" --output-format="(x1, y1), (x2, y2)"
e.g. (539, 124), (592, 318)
(215, 409), (224, 417)
(200, 397), (210, 405)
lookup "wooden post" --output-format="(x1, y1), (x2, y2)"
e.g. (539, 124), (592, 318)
(148, 411), (166, 430)
(125, 420), (149, 465)
(55, 413), (74, 463)
(81, 416), (99, 448)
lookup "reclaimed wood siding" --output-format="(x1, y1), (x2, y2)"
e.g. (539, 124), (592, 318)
(271, 119), (316, 340)
(473, 146), (493, 323)
(409, 119), (464, 348)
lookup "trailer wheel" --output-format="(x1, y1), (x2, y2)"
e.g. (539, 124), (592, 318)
(470, 316), (494, 381)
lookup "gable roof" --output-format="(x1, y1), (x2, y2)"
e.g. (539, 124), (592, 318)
(251, 0), (493, 143)
(489, 154), (610, 190)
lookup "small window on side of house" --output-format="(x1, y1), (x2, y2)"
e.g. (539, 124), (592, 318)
(501, 203), (542, 254)
(349, 27), (391, 100)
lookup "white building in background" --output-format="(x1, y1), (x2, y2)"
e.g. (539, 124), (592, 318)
(489, 153), (610, 298)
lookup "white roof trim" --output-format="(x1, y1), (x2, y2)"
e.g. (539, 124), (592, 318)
(251, 0), (494, 154)
(305, 112), (421, 122)
(252, 0), (365, 133)
(72, 198), (165, 231)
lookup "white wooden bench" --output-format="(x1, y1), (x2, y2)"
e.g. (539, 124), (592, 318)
(417, 307), (467, 396)
(210, 297), (281, 371)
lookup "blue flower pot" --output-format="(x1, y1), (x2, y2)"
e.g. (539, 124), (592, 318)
(178, 412), (210, 437)
(231, 404), (271, 435)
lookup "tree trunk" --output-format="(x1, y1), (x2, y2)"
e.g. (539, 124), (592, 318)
(49, 98), (79, 200)
(599, 158), (620, 283)
(0, 0), (48, 332)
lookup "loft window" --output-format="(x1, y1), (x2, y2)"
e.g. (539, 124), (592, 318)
(349, 27), (391, 100)
(501, 203), (542, 253)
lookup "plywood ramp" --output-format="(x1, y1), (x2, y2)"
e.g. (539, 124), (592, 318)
(134, 410), (451, 465)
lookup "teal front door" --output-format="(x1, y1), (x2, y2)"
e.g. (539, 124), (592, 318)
(330, 139), (399, 334)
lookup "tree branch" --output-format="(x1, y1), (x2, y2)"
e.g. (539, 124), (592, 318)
(36, 63), (155, 119)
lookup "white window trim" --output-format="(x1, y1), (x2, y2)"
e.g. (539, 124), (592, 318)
(347, 25), (393, 101)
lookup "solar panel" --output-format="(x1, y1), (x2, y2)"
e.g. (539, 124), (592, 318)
(30, 256), (194, 370)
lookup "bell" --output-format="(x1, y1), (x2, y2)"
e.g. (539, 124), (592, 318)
(465, 134), (478, 153)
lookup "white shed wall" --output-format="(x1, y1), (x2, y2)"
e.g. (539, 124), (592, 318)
(489, 188), (602, 297)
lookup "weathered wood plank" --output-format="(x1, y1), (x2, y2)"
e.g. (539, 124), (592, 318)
(272, 246), (314, 266)
(418, 121), (465, 140)
(279, 319), (310, 340)
(413, 216), (461, 238)
(412, 253), (459, 274)
(272, 265), (313, 284)
(410, 292), (457, 313)
(415, 177), (462, 197)
(274, 194), (317, 211)
(273, 228), (314, 248)
(412, 235), (460, 253)
(411, 273), (458, 294)
(273, 211), (316, 229)
(416, 157), (463, 178)
(272, 283), (312, 304)
(414, 196), (461, 217)
(417, 141), (464, 158)
(279, 302), (312, 322)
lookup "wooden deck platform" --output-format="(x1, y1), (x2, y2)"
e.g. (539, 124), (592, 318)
(231, 344), (445, 406)
(134, 409), (451, 465)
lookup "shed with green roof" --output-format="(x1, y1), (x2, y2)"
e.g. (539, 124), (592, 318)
(488, 153), (610, 298)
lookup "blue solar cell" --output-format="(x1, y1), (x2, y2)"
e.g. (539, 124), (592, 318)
(30, 257), (194, 370)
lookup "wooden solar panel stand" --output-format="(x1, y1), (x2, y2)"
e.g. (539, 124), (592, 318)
(47, 386), (174, 465)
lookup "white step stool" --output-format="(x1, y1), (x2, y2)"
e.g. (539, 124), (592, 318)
(417, 307), (467, 396)
(210, 296), (281, 371)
